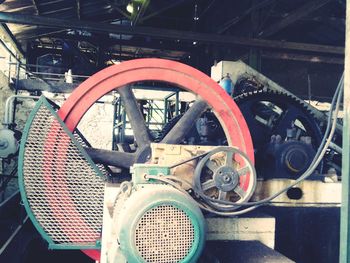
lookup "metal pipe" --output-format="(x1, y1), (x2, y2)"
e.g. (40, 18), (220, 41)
(30, 72), (90, 78)
(329, 141), (343, 154)
(3, 95), (40, 126)
(15, 62), (20, 93)
(8, 62), (66, 69)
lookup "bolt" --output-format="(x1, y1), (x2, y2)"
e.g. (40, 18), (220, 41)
(223, 175), (231, 182)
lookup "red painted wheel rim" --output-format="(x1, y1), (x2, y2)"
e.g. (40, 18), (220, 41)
(57, 58), (254, 260)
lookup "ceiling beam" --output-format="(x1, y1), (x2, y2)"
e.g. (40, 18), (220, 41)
(16, 28), (69, 41)
(40, 6), (74, 16)
(217, 0), (275, 34)
(259, 0), (331, 37)
(270, 14), (345, 25)
(32, 38), (188, 55)
(31, 45), (183, 62)
(261, 50), (344, 64)
(0, 12), (344, 55)
(19, 29), (194, 53)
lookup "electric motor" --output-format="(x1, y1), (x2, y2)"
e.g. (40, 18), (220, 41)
(108, 177), (206, 263)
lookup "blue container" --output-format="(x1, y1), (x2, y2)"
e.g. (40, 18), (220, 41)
(219, 74), (233, 95)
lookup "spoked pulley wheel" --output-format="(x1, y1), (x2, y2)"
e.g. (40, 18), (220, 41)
(194, 146), (256, 211)
(53, 58), (254, 260)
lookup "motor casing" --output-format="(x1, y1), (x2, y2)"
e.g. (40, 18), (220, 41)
(107, 165), (206, 263)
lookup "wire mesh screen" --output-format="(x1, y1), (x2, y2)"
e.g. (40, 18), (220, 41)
(20, 99), (105, 248)
(135, 205), (195, 263)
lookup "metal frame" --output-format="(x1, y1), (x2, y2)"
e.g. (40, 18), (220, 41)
(164, 91), (180, 122)
(112, 86), (180, 148)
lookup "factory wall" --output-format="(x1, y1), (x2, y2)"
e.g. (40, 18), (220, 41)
(77, 102), (114, 150)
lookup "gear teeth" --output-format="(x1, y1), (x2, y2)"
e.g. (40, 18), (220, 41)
(234, 88), (313, 114)
(234, 88), (323, 138)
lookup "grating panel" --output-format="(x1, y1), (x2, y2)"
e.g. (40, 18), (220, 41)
(135, 205), (195, 263)
(20, 99), (105, 247)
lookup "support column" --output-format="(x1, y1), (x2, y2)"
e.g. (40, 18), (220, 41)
(340, 0), (350, 261)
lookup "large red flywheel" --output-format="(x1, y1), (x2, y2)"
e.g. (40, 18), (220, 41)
(54, 58), (254, 260)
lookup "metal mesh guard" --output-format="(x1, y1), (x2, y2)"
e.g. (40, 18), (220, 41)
(19, 97), (105, 249)
(135, 205), (195, 263)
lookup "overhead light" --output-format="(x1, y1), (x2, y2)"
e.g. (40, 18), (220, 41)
(126, 2), (134, 14)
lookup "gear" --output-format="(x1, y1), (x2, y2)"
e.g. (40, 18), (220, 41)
(234, 90), (322, 147)
(234, 89), (324, 179)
